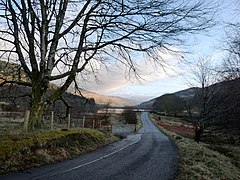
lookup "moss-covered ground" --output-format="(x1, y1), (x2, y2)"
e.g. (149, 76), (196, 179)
(0, 128), (119, 174)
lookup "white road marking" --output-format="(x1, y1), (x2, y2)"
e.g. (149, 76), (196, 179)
(108, 143), (122, 151)
(62, 140), (140, 173)
(33, 136), (141, 179)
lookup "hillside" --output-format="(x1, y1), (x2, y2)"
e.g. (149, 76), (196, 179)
(137, 87), (200, 110)
(82, 91), (136, 107)
(67, 88), (136, 107)
(46, 83), (135, 107)
(174, 87), (199, 98)
(137, 98), (156, 109)
(138, 78), (240, 135)
(0, 60), (133, 115)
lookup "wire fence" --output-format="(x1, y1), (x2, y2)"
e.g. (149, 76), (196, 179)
(0, 110), (137, 135)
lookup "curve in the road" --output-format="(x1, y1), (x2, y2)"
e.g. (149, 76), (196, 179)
(0, 112), (179, 180)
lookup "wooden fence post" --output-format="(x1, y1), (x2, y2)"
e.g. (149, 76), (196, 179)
(51, 111), (54, 130)
(67, 113), (71, 129)
(82, 116), (85, 128)
(92, 119), (95, 129)
(23, 110), (30, 132)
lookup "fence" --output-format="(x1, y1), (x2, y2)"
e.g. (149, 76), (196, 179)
(0, 110), (137, 135)
(27, 111), (113, 132)
(0, 110), (113, 134)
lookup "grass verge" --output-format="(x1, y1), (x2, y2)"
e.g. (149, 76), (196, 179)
(150, 115), (240, 180)
(136, 113), (142, 131)
(0, 128), (119, 174)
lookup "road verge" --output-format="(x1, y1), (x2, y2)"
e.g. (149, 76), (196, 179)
(150, 114), (240, 179)
(0, 128), (119, 174)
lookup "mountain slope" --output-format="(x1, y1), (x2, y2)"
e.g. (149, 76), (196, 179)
(174, 87), (199, 98)
(137, 87), (200, 110)
(0, 60), (134, 110)
(67, 88), (136, 107)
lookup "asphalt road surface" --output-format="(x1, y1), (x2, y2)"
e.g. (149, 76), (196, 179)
(1, 112), (179, 180)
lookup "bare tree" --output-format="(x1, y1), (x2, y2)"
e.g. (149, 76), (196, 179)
(219, 12), (240, 136)
(222, 23), (240, 80)
(183, 96), (195, 119)
(221, 0), (240, 80)
(190, 56), (220, 124)
(0, 0), (215, 129)
(195, 58), (215, 121)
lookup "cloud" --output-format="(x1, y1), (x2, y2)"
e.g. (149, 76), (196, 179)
(77, 47), (183, 96)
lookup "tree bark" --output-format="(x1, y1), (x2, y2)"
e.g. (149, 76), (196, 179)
(29, 84), (46, 129)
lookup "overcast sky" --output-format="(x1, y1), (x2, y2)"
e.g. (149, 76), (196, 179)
(78, 0), (238, 103)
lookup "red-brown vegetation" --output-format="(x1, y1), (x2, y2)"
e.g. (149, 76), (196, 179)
(158, 121), (195, 138)
(153, 116), (195, 139)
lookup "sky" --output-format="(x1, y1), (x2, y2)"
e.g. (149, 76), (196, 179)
(78, 0), (239, 103)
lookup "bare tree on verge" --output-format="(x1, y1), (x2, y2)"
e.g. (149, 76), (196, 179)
(189, 57), (221, 142)
(193, 57), (219, 123)
(0, 0), (215, 129)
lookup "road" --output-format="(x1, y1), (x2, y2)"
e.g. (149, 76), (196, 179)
(0, 112), (179, 180)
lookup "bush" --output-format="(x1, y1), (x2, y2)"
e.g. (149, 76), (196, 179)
(123, 108), (137, 124)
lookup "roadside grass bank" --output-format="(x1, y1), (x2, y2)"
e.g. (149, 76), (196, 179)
(136, 113), (142, 131)
(0, 128), (119, 174)
(150, 114), (240, 180)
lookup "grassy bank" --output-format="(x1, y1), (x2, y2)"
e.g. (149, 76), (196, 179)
(136, 112), (142, 131)
(150, 114), (240, 180)
(0, 128), (119, 174)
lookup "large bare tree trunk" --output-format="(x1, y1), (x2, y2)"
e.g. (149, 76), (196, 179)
(29, 84), (46, 129)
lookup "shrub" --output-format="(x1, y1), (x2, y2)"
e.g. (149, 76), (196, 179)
(123, 108), (137, 124)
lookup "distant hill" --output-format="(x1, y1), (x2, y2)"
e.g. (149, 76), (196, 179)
(137, 98), (156, 109)
(138, 78), (240, 136)
(0, 60), (134, 113)
(0, 84), (93, 116)
(137, 87), (200, 110)
(174, 87), (200, 98)
(67, 88), (136, 107)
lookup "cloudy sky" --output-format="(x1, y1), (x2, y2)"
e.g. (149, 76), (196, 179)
(79, 0), (238, 103)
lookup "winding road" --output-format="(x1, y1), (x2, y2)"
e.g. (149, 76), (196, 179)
(1, 112), (179, 180)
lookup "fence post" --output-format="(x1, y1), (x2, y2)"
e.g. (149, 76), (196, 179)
(51, 111), (54, 130)
(23, 110), (30, 132)
(82, 116), (85, 128)
(67, 113), (71, 129)
(92, 119), (95, 129)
